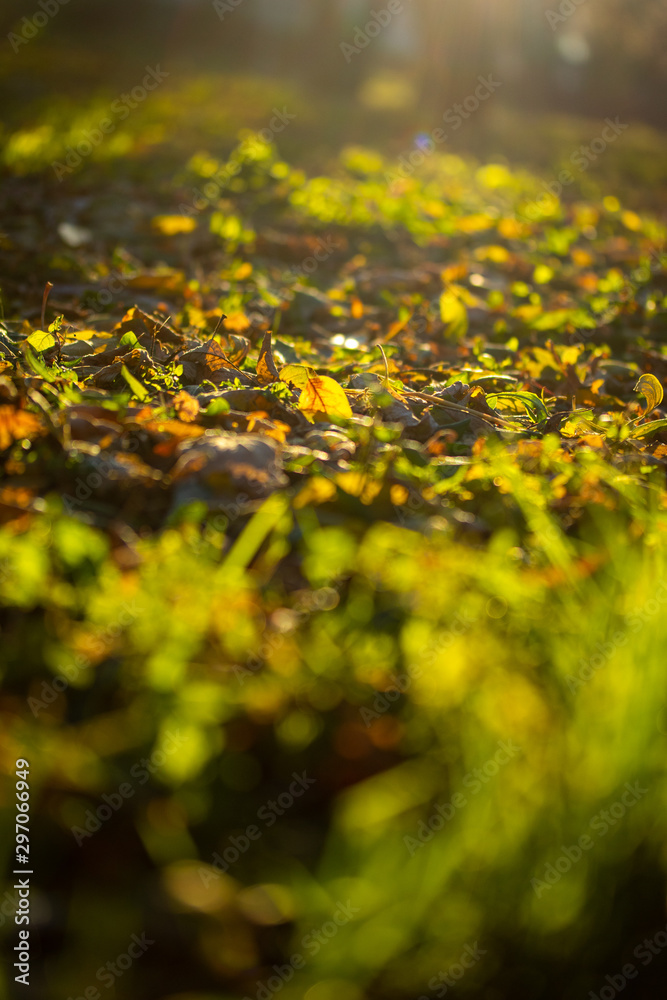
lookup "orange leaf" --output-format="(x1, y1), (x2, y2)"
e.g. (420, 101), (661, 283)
(173, 391), (200, 423)
(0, 406), (43, 452)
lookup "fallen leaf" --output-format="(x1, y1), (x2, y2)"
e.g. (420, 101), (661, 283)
(257, 332), (280, 386)
(298, 375), (353, 422)
(439, 290), (468, 340)
(152, 215), (197, 236)
(121, 365), (149, 401)
(178, 339), (257, 387)
(279, 364), (317, 389)
(173, 391), (200, 423)
(26, 330), (56, 352)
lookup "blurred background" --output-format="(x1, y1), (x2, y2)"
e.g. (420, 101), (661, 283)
(1, 3), (667, 1000)
(1, 0), (667, 177)
(2, 0), (667, 125)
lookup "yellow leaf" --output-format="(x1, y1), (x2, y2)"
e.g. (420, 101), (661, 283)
(621, 210), (642, 232)
(634, 373), (663, 414)
(26, 330), (56, 352)
(293, 477), (338, 509)
(533, 264), (554, 284)
(120, 364), (149, 401)
(298, 375), (352, 422)
(279, 364), (317, 389)
(474, 244), (510, 263)
(151, 215), (197, 236)
(456, 213), (493, 233)
(439, 290), (468, 340)
(336, 472), (382, 504)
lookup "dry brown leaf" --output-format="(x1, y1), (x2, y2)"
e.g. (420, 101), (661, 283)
(178, 339), (257, 388)
(257, 331), (280, 386)
(114, 306), (184, 347)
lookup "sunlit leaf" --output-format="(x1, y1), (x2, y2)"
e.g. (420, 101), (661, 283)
(298, 374), (353, 421)
(487, 391), (549, 424)
(634, 373), (663, 415)
(26, 330), (56, 352)
(439, 290), (468, 340)
(121, 364), (149, 401)
(279, 364), (317, 389)
(630, 418), (667, 439)
(152, 214), (197, 236)
(531, 309), (595, 331)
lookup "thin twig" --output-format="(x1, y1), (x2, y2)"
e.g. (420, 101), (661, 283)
(212, 313), (227, 338)
(403, 389), (512, 428)
(151, 313), (171, 358)
(378, 344), (390, 388)
(41, 281), (53, 331)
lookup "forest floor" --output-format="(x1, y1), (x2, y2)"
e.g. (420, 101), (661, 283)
(2, 63), (667, 1000)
